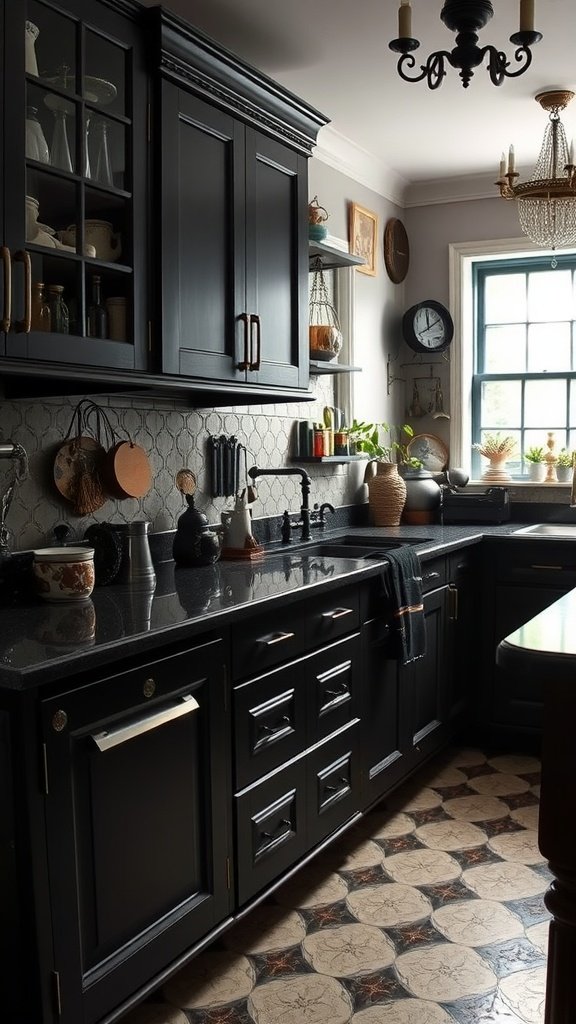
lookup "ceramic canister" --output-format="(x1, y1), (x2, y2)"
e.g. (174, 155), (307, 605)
(33, 546), (95, 602)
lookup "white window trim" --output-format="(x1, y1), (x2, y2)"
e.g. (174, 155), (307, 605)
(448, 236), (544, 475)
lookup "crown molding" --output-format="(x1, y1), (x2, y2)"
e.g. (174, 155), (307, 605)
(405, 171), (511, 208)
(313, 126), (408, 208)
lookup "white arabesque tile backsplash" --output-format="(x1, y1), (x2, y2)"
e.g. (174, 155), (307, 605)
(0, 376), (366, 551)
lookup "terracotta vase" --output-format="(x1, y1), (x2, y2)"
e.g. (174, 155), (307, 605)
(367, 461), (407, 526)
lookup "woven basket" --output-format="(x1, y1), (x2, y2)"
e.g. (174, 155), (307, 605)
(367, 462), (407, 526)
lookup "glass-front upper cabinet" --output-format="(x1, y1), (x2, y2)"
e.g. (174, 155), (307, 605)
(2, 0), (148, 371)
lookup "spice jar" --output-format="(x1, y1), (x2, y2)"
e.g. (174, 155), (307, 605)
(31, 282), (51, 332)
(48, 285), (69, 334)
(313, 425), (325, 457)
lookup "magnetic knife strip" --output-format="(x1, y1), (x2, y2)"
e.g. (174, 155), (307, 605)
(208, 434), (240, 497)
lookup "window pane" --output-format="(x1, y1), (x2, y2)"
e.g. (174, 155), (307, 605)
(484, 325), (526, 372)
(485, 274), (526, 324)
(527, 322), (571, 371)
(528, 269), (573, 321)
(525, 379), (567, 427)
(480, 380), (521, 428)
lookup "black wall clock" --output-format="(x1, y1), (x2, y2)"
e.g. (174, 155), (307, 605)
(384, 218), (409, 283)
(402, 299), (454, 354)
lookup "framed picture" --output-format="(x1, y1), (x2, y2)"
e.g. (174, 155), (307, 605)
(349, 202), (378, 276)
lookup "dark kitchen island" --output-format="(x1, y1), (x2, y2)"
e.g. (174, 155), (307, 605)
(498, 590), (576, 1024)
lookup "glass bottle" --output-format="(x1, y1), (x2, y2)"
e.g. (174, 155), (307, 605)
(51, 107), (73, 173)
(87, 275), (108, 338)
(31, 282), (51, 332)
(48, 285), (69, 334)
(94, 119), (113, 187)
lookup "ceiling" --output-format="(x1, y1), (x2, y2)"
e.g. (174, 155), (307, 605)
(142, 0), (576, 195)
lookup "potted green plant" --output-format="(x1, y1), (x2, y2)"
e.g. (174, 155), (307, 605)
(524, 445), (546, 482)
(472, 432), (516, 482)
(556, 448), (574, 483)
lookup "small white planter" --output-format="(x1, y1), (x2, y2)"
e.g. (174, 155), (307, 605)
(556, 464), (572, 483)
(526, 462), (547, 482)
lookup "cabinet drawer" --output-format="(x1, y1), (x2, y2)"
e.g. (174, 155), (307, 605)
(494, 540), (576, 587)
(232, 604), (306, 679)
(235, 760), (307, 905)
(234, 634), (360, 789)
(310, 633), (360, 742)
(234, 662), (307, 790)
(420, 556), (447, 593)
(307, 723), (360, 848)
(306, 586), (359, 645)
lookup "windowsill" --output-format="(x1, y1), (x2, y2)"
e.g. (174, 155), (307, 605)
(468, 480), (571, 487)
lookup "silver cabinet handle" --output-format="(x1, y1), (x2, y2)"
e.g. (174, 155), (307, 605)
(423, 571), (440, 582)
(321, 607), (353, 620)
(258, 631), (295, 646)
(91, 694), (199, 751)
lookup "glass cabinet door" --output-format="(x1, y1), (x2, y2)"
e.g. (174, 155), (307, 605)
(4, 0), (147, 371)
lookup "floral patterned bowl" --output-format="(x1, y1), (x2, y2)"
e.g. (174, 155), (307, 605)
(33, 547), (95, 602)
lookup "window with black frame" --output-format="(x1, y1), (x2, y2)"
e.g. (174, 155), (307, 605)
(472, 256), (576, 480)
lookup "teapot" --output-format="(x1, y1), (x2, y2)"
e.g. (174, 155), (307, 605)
(173, 496), (221, 567)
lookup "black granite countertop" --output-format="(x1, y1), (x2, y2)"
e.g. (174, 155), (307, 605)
(0, 521), (564, 691)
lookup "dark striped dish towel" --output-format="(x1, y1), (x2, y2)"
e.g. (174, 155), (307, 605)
(383, 546), (426, 665)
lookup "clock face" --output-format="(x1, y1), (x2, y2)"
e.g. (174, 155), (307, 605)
(413, 306), (446, 349)
(402, 299), (454, 354)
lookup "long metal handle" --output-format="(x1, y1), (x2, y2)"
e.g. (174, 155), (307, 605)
(250, 313), (261, 370)
(258, 631), (295, 647)
(238, 312), (251, 370)
(91, 694), (199, 751)
(321, 607), (353, 620)
(13, 250), (31, 333)
(1, 246), (11, 333)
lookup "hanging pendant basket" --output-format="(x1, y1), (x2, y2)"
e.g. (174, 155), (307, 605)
(309, 257), (343, 361)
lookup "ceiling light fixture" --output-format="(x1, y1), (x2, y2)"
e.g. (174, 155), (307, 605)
(497, 90), (576, 265)
(389, 1), (542, 90)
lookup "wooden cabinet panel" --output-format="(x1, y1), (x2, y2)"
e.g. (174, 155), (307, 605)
(41, 638), (231, 1024)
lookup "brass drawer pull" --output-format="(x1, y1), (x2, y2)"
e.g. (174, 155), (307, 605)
(258, 631), (295, 646)
(250, 313), (261, 370)
(530, 564), (564, 571)
(321, 607), (353, 620)
(91, 694), (199, 751)
(13, 250), (31, 333)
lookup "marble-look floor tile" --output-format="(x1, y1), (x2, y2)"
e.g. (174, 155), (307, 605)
(138, 745), (550, 1024)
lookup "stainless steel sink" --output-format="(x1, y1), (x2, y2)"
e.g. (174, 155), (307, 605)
(273, 536), (428, 560)
(513, 524), (576, 538)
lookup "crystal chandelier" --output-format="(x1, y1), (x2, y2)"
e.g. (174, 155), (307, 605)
(389, 1), (542, 90)
(496, 91), (576, 263)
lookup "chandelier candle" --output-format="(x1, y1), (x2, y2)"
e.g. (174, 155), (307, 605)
(520, 0), (534, 32)
(398, 1), (412, 38)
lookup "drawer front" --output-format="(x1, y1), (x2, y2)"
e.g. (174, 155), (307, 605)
(306, 586), (360, 647)
(310, 633), (360, 742)
(420, 556), (447, 593)
(494, 540), (576, 587)
(307, 724), (360, 848)
(232, 605), (306, 680)
(234, 662), (307, 790)
(235, 760), (307, 905)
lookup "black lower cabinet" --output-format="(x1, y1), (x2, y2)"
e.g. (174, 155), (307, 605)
(41, 637), (231, 1024)
(404, 584), (449, 768)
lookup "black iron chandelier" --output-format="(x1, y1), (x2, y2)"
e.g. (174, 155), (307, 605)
(389, 1), (542, 90)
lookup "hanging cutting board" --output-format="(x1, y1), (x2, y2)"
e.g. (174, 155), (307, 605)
(104, 441), (152, 499)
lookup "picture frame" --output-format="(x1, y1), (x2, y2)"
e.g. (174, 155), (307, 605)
(349, 202), (378, 276)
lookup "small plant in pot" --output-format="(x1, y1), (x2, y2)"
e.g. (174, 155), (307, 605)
(472, 432), (516, 482)
(348, 420), (421, 466)
(524, 445), (547, 482)
(556, 448), (575, 483)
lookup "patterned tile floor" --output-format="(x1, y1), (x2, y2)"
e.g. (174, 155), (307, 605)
(123, 748), (551, 1024)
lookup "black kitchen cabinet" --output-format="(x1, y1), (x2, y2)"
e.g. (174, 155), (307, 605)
(0, 0), (149, 378)
(480, 537), (576, 742)
(40, 637), (231, 1024)
(153, 9), (326, 399)
(446, 548), (477, 726)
